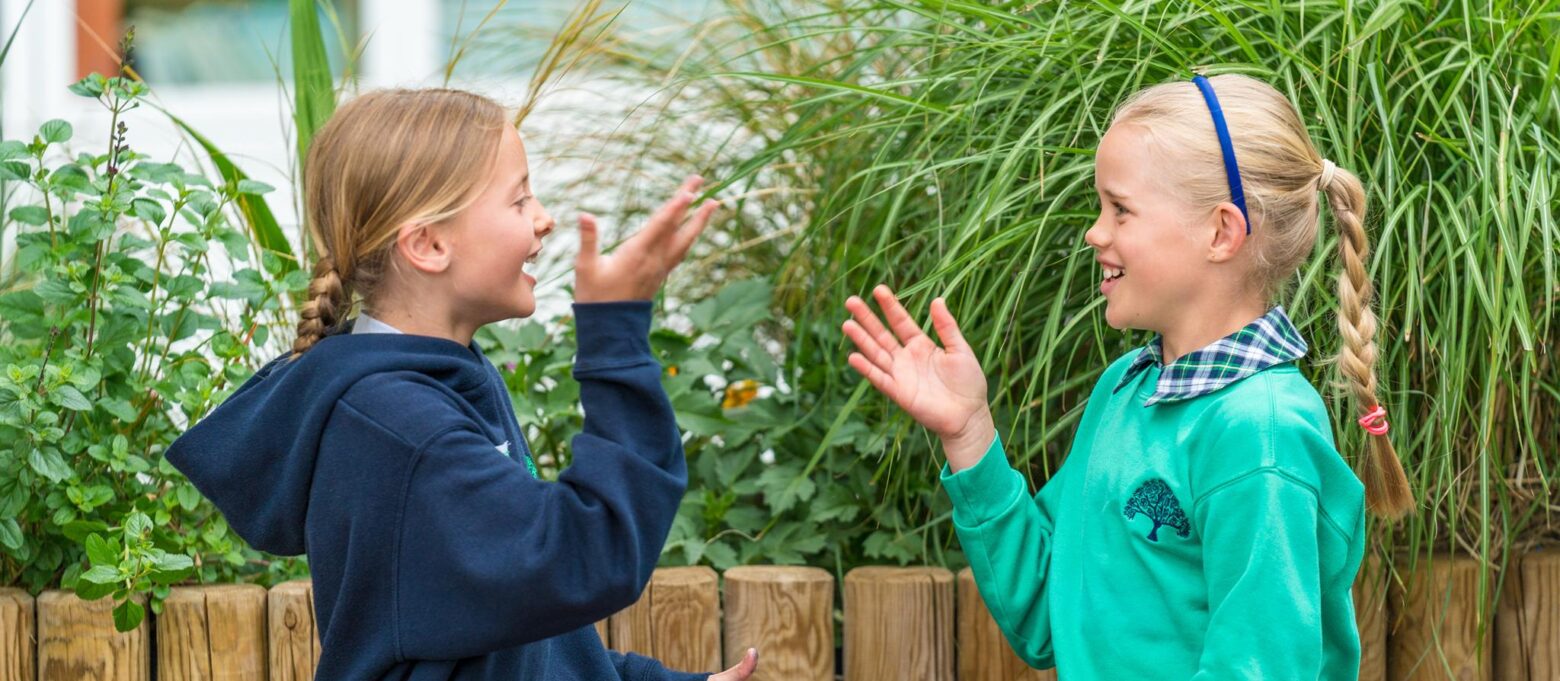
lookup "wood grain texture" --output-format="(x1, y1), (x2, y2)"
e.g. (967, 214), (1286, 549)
(723, 565), (833, 681)
(267, 580), (320, 681)
(609, 567), (722, 673)
(159, 584), (267, 680)
(844, 566), (954, 681)
(0, 588), (35, 681)
(1496, 550), (1559, 681)
(1357, 554), (1389, 681)
(1388, 555), (1491, 681)
(37, 590), (149, 681)
(955, 568), (1054, 681)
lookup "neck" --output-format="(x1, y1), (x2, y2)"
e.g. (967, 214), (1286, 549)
(366, 285), (480, 347)
(1157, 296), (1268, 365)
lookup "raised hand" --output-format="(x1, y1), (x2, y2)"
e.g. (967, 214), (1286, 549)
(843, 286), (995, 471)
(575, 175), (719, 302)
(709, 648), (758, 681)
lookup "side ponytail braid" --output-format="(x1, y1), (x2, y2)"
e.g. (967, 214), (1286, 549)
(1320, 162), (1415, 519)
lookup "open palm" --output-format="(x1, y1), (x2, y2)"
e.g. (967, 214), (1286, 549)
(843, 286), (989, 441)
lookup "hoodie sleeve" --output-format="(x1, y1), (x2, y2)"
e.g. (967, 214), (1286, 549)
(392, 301), (690, 660)
(609, 650), (710, 681)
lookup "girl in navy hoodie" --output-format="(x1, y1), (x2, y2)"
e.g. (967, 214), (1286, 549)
(168, 89), (759, 681)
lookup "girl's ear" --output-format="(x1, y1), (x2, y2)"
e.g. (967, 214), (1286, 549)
(1206, 202), (1249, 263)
(394, 221), (453, 275)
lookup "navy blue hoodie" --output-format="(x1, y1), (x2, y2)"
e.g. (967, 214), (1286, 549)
(168, 302), (710, 681)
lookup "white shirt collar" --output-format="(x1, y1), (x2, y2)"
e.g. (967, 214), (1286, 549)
(351, 313), (404, 335)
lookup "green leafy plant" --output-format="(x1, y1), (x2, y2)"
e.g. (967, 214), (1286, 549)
(0, 68), (308, 630)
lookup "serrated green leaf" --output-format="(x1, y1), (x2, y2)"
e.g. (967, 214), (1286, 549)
(85, 533), (117, 565)
(81, 564), (120, 585)
(235, 179), (275, 195)
(9, 205), (48, 225)
(112, 599), (144, 632)
(51, 385), (92, 411)
(0, 518), (22, 550)
(39, 119), (72, 143)
(28, 448), (73, 482)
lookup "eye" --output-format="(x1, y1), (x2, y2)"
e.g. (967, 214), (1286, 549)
(513, 195), (531, 209)
(1112, 202), (1129, 217)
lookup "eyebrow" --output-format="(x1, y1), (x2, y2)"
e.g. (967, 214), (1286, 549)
(511, 173), (529, 198)
(1097, 186), (1128, 200)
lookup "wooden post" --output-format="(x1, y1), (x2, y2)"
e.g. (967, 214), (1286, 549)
(1388, 555), (1491, 681)
(1496, 550), (1560, 681)
(595, 620), (610, 647)
(844, 566), (954, 681)
(37, 591), (149, 681)
(955, 568), (1054, 681)
(723, 566), (833, 681)
(268, 580), (320, 681)
(159, 584), (267, 680)
(0, 588), (35, 681)
(609, 567), (722, 673)
(1356, 554), (1388, 681)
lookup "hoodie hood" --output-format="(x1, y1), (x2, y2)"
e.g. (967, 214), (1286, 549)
(166, 321), (493, 556)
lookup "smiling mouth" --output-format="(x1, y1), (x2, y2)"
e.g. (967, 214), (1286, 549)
(1103, 266), (1125, 282)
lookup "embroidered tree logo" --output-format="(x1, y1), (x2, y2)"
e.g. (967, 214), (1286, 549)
(1123, 479), (1191, 542)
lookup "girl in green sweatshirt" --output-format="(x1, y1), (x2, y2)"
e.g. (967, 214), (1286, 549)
(841, 74), (1414, 680)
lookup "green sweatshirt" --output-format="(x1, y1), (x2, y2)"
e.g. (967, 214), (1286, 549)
(941, 350), (1367, 680)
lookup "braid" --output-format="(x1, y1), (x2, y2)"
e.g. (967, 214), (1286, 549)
(1322, 164), (1414, 519)
(291, 254), (347, 358)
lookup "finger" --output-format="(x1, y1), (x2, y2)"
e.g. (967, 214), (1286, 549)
(671, 199), (720, 262)
(645, 175), (705, 239)
(845, 295), (901, 352)
(576, 213), (599, 271)
(848, 352), (897, 397)
(873, 285), (927, 347)
(842, 320), (895, 375)
(930, 297), (971, 354)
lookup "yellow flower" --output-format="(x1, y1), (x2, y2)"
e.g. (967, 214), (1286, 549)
(722, 379), (760, 410)
(667, 365), (679, 377)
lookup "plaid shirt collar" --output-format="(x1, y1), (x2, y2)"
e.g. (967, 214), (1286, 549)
(1113, 306), (1308, 406)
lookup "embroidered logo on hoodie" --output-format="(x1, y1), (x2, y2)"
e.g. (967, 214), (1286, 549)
(1123, 478), (1191, 542)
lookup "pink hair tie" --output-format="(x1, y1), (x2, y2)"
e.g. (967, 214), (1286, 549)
(1357, 405), (1390, 436)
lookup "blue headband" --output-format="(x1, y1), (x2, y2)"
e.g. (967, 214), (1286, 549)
(1191, 75), (1251, 234)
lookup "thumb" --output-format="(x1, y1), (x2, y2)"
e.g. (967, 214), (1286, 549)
(721, 648), (757, 680)
(576, 213), (599, 270)
(930, 298), (970, 354)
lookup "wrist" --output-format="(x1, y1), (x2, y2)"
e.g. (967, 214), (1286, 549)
(940, 408), (995, 473)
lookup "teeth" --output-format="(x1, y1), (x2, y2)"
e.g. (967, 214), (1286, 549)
(1103, 267), (1124, 280)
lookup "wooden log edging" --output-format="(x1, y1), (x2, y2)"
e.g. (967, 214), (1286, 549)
(956, 568), (1054, 681)
(1, 588), (35, 680)
(723, 565), (834, 681)
(844, 566), (955, 681)
(609, 565), (722, 673)
(1388, 554), (1491, 681)
(2, 551), (1557, 680)
(159, 583), (267, 680)
(1497, 550), (1560, 680)
(36, 591), (148, 681)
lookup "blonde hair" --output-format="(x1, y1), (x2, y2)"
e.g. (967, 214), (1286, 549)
(1112, 74), (1414, 519)
(292, 88), (508, 356)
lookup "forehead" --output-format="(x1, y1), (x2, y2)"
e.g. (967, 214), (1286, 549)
(489, 126), (529, 188)
(1095, 123), (1157, 189)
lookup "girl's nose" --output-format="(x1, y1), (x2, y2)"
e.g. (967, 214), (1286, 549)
(1084, 216), (1110, 250)
(535, 206), (556, 239)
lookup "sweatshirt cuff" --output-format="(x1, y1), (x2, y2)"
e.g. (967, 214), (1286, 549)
(573, 301), (655, 371)
(939, 433), (1026, 527)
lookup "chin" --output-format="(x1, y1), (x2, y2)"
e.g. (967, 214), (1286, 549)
(1103, 304), (1129, 330)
